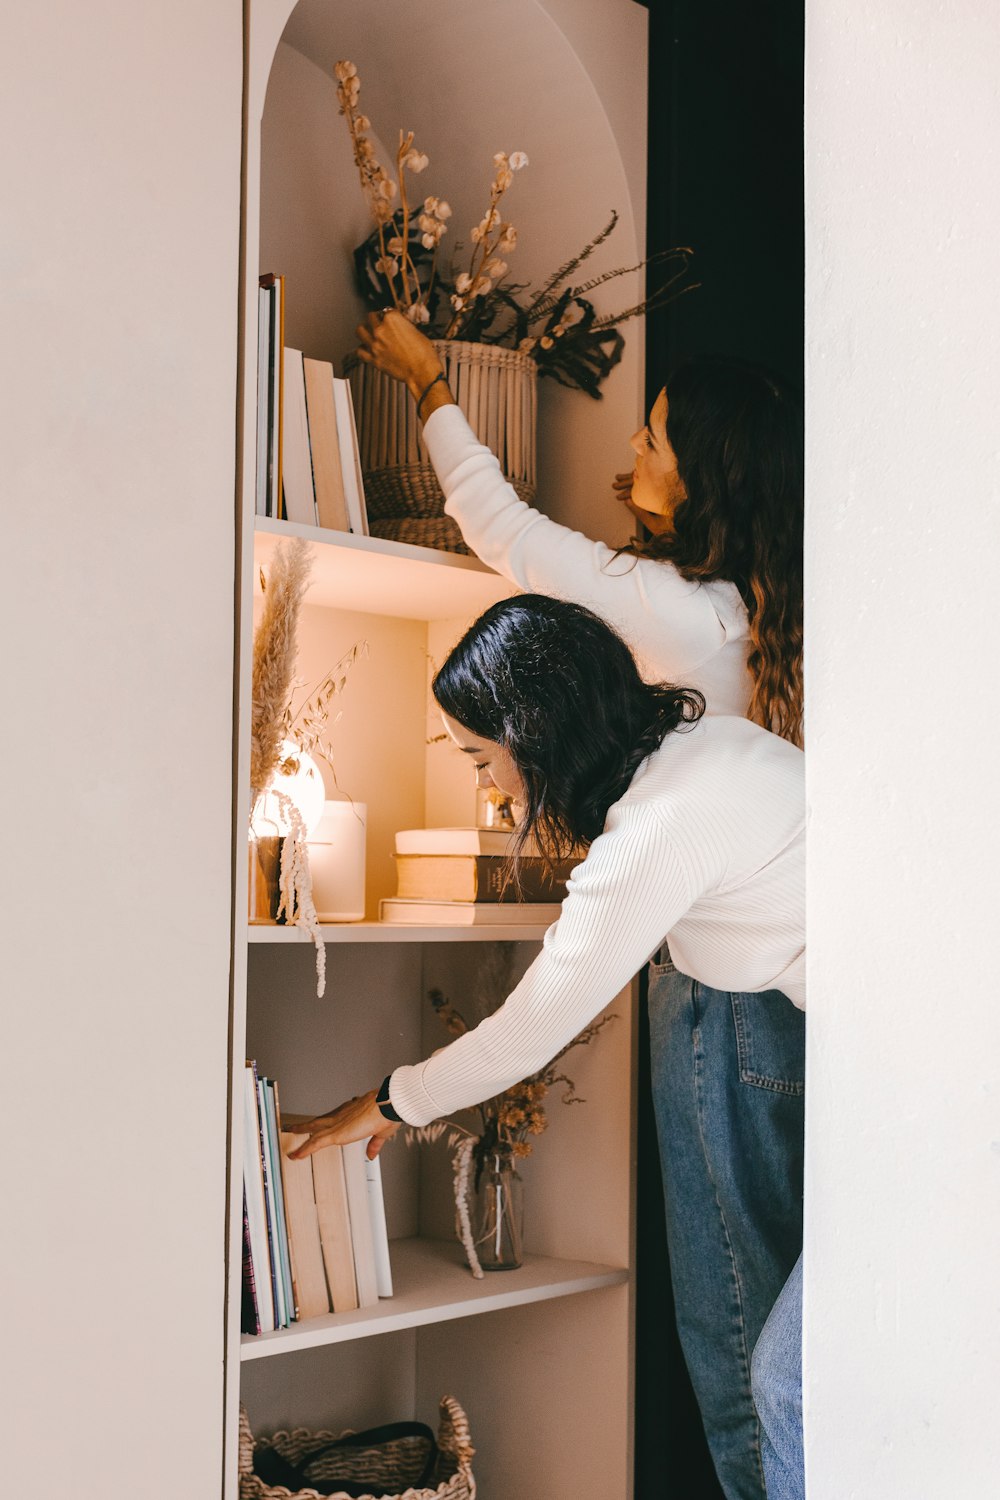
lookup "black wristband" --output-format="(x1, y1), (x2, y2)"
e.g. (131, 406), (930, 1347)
(376, 1074), (403, 1123)
(415, 370), (447, 419)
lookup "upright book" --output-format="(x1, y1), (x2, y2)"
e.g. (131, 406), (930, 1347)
(303, 356), (351, 532)
(242, 1063), (275, 1334)
(306, 1137), (359, 1313)
(332, 376), (369, 536)
(281, 348), (318, 525)
(342, 1139), (380, 1307)
(258, 273), (285, 518)
(280, 1132), (332, 1320)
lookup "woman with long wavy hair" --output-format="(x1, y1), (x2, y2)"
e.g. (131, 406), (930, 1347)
(291, 596), (806, 1500)
(349, 314), (805, 1500)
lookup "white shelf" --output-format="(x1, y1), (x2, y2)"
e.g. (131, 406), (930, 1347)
(254, 518), (515, 621)
(240, 1237), (628, 1361)
(248, 920), (554, 944)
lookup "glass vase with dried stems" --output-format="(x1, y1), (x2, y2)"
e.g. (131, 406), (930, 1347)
(407, 982), (615, 1276)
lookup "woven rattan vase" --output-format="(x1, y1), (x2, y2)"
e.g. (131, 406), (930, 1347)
(345, 340), (537, 555)
(239, 1396), (476, 1500)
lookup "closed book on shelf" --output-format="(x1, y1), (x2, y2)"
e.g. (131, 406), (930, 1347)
(279, 1133), (332, 1320)
(394, 853), (575, 903)
(364, 1155), (393, 1298)
(255, 286), (272, 517)
(262, 1079), (297, 1322)
(303, 358), (350, 532)
(307, 1139), (359, 1313)
(281, 348), (318, 525)
(342, 1139), (379, 1307)
(241, 1189), (260, 1336)
(380, 897), (564, 926)
(332, 377), (369, 536)
(256, 1075), (290, 1327)
(394, 826), (527, 857)
(242, 1064), (275, 1334)
(259, 273), (284, 518)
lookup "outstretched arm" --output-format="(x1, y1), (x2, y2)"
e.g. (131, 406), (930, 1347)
(354, 309), (456, 422)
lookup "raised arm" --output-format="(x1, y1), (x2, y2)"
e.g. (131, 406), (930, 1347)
(356, 312), (729, 678)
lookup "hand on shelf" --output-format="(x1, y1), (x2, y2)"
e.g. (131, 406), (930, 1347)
(612, 469), (674, 536)
(355, 311), (456, 420)
(287, 1088), (400, 1162)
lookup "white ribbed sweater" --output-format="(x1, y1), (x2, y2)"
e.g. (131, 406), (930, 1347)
(422, 403), (754, 716)
(390, 715), (805, 1127)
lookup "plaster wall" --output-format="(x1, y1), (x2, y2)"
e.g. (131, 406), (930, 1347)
(1, 3), (241, 1493)
(805, 3), (1000, 1493)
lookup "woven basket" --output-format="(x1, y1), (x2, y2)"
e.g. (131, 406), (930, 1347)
(239, 1397), (476, 1500)
(345, 340), (537, 550)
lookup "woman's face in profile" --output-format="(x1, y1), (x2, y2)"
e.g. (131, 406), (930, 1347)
(440, 712), (525, 803)
(629, 388), (686, 526)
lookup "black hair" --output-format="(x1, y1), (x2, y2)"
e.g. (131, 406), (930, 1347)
(432, 594), (704, 862)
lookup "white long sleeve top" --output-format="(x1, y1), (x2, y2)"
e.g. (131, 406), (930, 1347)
(422, 403), (754, 715)
(390, 714), (805, 1126)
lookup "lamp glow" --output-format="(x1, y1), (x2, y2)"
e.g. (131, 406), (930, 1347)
(250, 740), (326, 838)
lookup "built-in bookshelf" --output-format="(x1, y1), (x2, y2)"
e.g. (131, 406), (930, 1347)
(228, 4), (647, 1498)
(241, 1238), (628, 1360)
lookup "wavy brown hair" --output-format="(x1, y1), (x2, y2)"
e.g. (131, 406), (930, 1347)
(633, 357), (803, 744)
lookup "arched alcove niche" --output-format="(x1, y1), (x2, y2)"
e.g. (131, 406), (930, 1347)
(248, 0), (648, 541)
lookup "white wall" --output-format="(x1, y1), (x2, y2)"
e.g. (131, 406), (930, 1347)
(805, 3), (1000, 1494)
(0, 4), (240, 1495)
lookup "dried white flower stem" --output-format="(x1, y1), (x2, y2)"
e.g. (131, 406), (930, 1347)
(271, 791), (326, 998)
(452, 1136), (483, 1279)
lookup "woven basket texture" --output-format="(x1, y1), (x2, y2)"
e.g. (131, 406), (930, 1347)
(368, 515), (469, 554)
(345, 340), (536, 554)
(239, 1397), (476, 1500)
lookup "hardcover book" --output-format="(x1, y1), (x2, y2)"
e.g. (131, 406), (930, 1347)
(394, 852), (575, 903)
(379, 898), (563, 927)
(279, 1133), (332, 1320)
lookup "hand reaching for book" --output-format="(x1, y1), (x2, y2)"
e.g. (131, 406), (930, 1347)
(288, 1089), (400, 1162)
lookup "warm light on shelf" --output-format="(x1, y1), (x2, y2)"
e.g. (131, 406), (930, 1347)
(250, 741), (325, 837)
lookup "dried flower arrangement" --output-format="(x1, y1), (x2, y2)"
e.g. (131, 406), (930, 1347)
(335, 59), (697, 398)
(409, 980), (615, 1277)
(250, 536), (366, 995)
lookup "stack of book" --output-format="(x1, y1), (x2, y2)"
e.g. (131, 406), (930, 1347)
(241, 1061), (392, 1336)
(379, 827), (579, 926)
(256, 271), (369, 536)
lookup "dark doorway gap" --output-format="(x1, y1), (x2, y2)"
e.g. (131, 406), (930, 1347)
(635, 3), (804, 1496)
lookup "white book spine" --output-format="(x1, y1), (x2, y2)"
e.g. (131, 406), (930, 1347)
(332, 378), (369, 536)
(342, 1140), (379, 1307)
(364, 1156), (394, 1298)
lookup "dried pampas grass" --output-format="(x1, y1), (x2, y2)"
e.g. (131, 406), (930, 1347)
(250, 536), (313, 805)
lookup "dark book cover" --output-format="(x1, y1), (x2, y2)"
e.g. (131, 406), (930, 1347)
(241, 1188), (261, 1336)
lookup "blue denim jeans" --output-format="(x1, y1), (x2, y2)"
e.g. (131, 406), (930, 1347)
(751, 1255), (804, 1499)
(648, 955), (805, 1500)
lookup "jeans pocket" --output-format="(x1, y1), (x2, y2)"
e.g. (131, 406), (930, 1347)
(647, 941), (675, 976)
(730, 992), (805, 1095)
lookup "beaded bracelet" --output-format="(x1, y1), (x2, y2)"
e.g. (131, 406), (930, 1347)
(415, 370), (448, 419)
